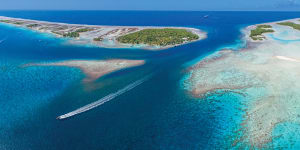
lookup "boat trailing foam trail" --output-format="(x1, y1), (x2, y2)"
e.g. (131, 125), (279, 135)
(57, 75), (152, 120)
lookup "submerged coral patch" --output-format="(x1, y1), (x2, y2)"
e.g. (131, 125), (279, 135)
(184, 18), (300, 148)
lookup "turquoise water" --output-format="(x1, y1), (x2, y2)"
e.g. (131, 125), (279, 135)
(1, 11), (300, 149)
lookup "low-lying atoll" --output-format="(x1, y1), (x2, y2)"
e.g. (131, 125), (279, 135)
(0, 16), (206, 50)
(184, 18), (300, 148)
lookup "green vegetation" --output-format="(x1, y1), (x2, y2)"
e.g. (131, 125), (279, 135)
(13, 22), (24, 25)
(117, 28), (199, 46)
(257, 25), (272, 28)
(61, 28), (93, 38)
(0, 20), (11, 23)
(0, 20), (24, 25)
(63, 32), (80, 38)
(93, 37), (103, 41)
(51, 31), (63, 36)
(76, 28), (93, 33)
(26, 24), (40, 28)
(277, 22), (300, 31)
(250, 25), (274, 41)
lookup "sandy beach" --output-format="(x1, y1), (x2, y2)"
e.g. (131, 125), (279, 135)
(25, 59), (145, 82)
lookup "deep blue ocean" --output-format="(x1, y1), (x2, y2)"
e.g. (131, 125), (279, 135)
(0, 11), (300, 150)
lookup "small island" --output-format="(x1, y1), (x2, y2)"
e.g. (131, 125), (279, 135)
(277, 21), (300, 30)
(0, 16), (206, 50)
(117, 28), (200, 46)
(249, 24), (274, 40)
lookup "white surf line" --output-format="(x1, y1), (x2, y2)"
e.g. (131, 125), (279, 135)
(275, 56), (300, 62)
(57, 75), (152, 120)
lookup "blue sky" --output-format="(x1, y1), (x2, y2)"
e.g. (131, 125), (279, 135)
(1, 0), (300, 11)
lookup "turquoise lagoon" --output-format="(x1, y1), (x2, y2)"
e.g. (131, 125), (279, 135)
(0, 11), (300, 149)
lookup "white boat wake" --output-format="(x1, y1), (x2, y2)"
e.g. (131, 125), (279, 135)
(57, 75), (152, 120)
(0, 38), (6, 43)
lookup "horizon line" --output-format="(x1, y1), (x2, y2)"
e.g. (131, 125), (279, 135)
(0, 9), (300, 12)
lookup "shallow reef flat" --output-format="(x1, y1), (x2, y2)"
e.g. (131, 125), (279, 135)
(0, 16), (206, 50)
(184, 18), (300, 148)
(25, 59), (145, 82)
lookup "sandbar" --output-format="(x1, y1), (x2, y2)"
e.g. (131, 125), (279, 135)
(25, 59), (145, 82)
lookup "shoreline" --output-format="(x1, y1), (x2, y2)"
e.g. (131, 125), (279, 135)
(0, 16), (207, 50)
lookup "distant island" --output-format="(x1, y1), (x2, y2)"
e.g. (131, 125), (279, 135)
(0, 16), (206, 50)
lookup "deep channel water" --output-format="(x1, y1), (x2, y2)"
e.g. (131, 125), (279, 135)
(0, 11), (300, 149)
